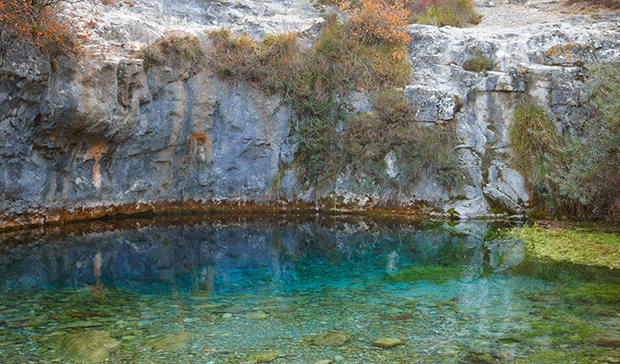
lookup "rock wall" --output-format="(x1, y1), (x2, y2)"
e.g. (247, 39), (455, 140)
(0, 40), (294, 223)
(402, 21), (620, 216)
(1, 0), (619, 225)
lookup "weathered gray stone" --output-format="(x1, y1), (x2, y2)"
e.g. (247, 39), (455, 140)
(0, 0), (619, 221)
(483, 185), (525, 214)
(445, 194), (491, 218)
(405, 86), (459, 122)
(483, 161), (529, 213)
(84, 0), (322, 52)
(247, 350), (279, 363)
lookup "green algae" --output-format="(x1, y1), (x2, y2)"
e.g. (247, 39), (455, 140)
(520, 313), (597, 343)
(505, 223), (620, 269)
(562, 283), (620, 305)
(515, 346), (608, 364)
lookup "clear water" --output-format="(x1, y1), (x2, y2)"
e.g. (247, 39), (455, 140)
(1, 217), (619, 363)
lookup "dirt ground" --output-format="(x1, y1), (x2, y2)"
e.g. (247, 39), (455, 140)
(474, 0), (620, 28)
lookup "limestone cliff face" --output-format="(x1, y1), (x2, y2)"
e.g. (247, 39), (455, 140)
(403, 21), (620, 216)
(0, 41), (293, 223)
(0, 0), (619, 225)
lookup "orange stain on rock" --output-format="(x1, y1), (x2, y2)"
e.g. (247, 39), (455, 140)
(86, 141), (107, 189)
(191, 132), (208, 141)
(189, 132), (213, 163)
(49, 128), (60, 143)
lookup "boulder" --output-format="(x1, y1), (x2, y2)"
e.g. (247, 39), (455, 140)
(54, 330), (120, 363)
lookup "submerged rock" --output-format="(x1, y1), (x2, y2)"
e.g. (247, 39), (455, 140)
(146, 331), (193, 350)
(460, 351), (498, 364)
(460, 350), (514, 363)
(312, 331), (350, 346)
(372, 337), (406, 349)
(247, 350), (279, 363)
(245, 310), (269, 320)
(54, 330), (120, 363)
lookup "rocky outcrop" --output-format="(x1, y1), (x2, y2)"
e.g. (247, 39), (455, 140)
(0, 40), (294, 226)
(83, 0), (323, 53)
(404, 19), (620, 217)
(0, 0), (619, 226)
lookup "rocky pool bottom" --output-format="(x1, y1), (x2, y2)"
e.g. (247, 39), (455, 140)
(1, 217), (620, 363)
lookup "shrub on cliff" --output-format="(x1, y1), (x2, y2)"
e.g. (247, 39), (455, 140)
(547, 61), (620, 222)
(0, 0), (127, 57)
(462, 52), (494, 72)
(342, 89), (465, 196)
(510, 62), (620, 223)
(509, 103), (558, 186)
(333, 0), (480, 28)
(208, 30), (301, 92)
(208, 10), (413, 186)
(338, 0), (411, 45)
(208, 5), (465, 193)
(141, 32), (207, 68)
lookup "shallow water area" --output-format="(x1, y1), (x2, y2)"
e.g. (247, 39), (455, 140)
(1, 217), (620, 363)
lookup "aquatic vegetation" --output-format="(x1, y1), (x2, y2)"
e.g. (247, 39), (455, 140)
(505, 224), (620, 269)
(522, 314), (598, 343)
(562, 283), (620, 305)
(516, 346), (607, 364)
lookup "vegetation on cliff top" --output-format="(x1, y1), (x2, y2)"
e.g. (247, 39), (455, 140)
(0, 0), (128, 58)
(140, 32), (207, 68)
(323, 0), (480, 28)
(208, 8), (415, 188)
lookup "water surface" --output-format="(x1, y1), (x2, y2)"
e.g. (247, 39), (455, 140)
(1, 217), (619, 363)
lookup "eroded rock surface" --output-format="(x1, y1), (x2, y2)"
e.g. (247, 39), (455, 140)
(0, 0), (619, 223)
(406, 19), (620, 217)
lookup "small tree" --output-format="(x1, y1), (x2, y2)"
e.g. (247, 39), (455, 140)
(0, 0), (126, 57)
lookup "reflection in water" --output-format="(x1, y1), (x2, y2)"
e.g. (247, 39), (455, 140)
(1, 220), (492, 294)
(94, 251), (103, 290)
(0, 218), (618, 364)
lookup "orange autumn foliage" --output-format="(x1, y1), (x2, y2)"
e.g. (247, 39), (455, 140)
(0, 0), (128, 57)
(339, 0), (411, 45)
